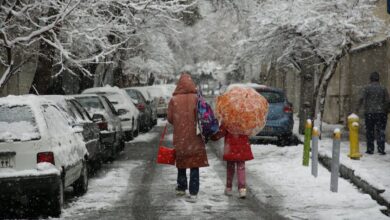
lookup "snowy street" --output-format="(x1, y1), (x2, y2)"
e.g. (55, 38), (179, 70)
(37, 120), (386, 220)
(1, 0), (390, 218)
(58, 121), (282, 220)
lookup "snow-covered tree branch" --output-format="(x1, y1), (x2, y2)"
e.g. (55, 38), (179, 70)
(0, 0), (195, 90)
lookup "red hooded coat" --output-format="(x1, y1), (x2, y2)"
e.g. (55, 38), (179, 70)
(211, 125), (254, 161)
(167, 74), (209, 169)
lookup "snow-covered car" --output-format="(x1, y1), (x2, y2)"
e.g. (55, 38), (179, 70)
(0, 95), (88, 217)
(131, 87), (158, 126)
(73, 94), (124, 161)
(227, 83), (294, 145)
(124, 88), (154, 131)
(144, 85), (173, 117)
(82, 86), (140, 141)
(43, 95), (102, 171)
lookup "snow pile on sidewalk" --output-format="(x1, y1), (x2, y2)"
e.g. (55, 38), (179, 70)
(319, 139), (390, 203)
(248, 144), (388, 219)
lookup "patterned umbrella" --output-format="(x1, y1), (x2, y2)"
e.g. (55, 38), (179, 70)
(216, 86), (269, 135)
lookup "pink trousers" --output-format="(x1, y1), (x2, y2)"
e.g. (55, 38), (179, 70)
(226, 161), (246, 189)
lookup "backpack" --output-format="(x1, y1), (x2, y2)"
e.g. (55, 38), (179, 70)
(196, 89), (219, 143)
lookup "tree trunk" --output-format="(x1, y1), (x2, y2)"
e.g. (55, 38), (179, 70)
(30, 39), (55, 94)
(298, 55), (317, 134)
(298, 71), (315, 134)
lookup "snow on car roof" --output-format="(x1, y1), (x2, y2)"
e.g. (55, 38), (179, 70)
(227, 83), (268, 90)
(143, 85), (173, 98)
(82, 85), (139, 117)
(82, 85), (125, 94)
(0, 94), (53, 109)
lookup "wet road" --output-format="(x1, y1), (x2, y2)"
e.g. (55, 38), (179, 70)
(60, 123), (286, 219)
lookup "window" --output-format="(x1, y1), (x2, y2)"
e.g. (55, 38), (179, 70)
(75, 97), (104, 110)
(42, 105), (72, 137)
(257, 91), (285, 103)
(102, 96), (118, 115)
(0, 105), (40, 141)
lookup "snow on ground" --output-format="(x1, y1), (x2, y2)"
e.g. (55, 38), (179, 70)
(319, 139), (390, 203)
(248, 144), (387, 219)
(59, 160), (143, 219)
(158, 118), (168, 127)
(130, 132), (159, 143)
(157, 157), (229, 219)
(156, 154), (260, 220)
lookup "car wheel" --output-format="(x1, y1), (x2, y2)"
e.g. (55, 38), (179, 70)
(120, 138), (125, 151)
(133, 119), (140, 137)
(73, 161), (88, 196)
(48, 178), (64, 217)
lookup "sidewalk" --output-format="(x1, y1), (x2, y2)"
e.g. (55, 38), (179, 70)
(316, 126), (390, 215)
(208, 137), (388, 219)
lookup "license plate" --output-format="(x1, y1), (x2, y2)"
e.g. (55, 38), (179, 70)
(0, 152), (16, 168)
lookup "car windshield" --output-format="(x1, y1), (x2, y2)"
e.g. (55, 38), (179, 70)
(125, 90), (139, 101)
(257, 91), (285, 103)
(0, 105), (40, 141)
(75, 97), (104, 110)
(105, 94), (122, 105)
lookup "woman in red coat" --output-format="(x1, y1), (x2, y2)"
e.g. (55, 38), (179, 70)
(167, 73), (209, 202)
(211, 124), (253, 198)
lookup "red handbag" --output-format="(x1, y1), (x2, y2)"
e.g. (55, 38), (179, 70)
(157, 125), (176, 165)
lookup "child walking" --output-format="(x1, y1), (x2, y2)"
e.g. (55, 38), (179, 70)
(211, 123), (253, 198)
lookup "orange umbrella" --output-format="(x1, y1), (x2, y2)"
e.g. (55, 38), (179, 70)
(216, 87), (269, 135)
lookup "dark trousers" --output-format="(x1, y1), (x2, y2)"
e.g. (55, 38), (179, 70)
(365, 113), (387, 153)
(177, 168), (199, 195)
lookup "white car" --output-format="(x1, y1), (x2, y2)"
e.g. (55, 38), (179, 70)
(0, 95), (88, 217)
(82, 86), (140, 141)
(129, 86), (158, 126)
(145, 85), (174, 117)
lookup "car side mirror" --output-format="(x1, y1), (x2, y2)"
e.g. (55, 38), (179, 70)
(92, 113), (104, 122)
(117, 109), (128, 116)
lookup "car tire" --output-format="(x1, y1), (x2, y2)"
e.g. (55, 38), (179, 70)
(73, 161), (88, 196)
(120, 138), (125, 151)
(133, 119), (140, 137)
(48, 178), (64, 217)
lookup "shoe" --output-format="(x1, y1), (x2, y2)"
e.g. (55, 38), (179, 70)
(366, 151), (374, 155)
(224, 187), (233, 196)
(378, 151), (386, 155)
(186, 194), (198, 203)
(239, 188), (247, 199)
(176, 188), (186, 196)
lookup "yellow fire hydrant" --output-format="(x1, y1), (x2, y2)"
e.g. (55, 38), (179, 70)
(348, 114), (362, 160)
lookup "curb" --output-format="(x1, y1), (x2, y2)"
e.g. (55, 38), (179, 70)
(318, 152), (389, 216)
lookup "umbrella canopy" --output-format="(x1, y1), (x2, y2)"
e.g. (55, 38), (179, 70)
(216, 87), (269, 135)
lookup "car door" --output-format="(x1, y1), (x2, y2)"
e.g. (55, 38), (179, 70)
(101, 96), (123, 143)
(136, 91), (152, 124)
(42, 104), (85, 187)
(68, 100), (100, 161)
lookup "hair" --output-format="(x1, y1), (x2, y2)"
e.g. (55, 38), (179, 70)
(370, 71), (380, 82)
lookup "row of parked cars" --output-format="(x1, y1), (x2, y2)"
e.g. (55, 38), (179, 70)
(0, 85), (174, 217)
